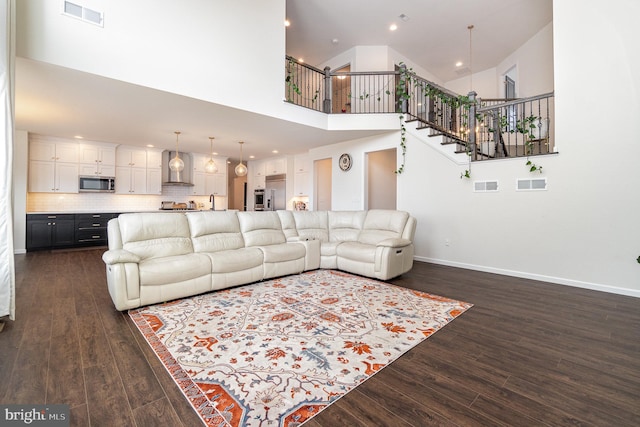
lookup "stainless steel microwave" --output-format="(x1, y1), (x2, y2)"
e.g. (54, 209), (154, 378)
(79, 175), (115, 193)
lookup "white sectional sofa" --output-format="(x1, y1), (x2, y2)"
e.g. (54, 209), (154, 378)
(102, 210), (416, 311)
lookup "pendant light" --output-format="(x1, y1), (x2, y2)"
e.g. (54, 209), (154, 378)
(169, 131), (185, 173)
(235, 141), (248, 177)
(204, 136), (218, 173)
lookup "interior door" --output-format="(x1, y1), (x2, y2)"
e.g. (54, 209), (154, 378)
(366, 148), (397, 209)
(314, 158), (332, 211)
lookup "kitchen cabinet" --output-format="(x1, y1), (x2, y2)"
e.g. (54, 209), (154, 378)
(251, 160), (266, 189)
(264, 157), (287, 176)
(29, 160), (79, 193)
(75, 213), (119, 246)
(116, 146), (147, 168)
(294, 154), (311, 173)
(79, 142), (116, 176)
(27, 212), (119, 251)
(191, 154), (227, 195)
(115, 147), (146, 194)
(115, 166), (147, 194)
(205, 173), (226, 196)
(146, 149), (163, 169)
(29, 137), (79, 193)
(146, 168), (163, 195)
(26, 214), (76, 250)
(294, 170), (310, 196)
(30, 138), (78, 163)
(146, 149), (163, 194)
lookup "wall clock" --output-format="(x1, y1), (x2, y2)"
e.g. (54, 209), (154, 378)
(339, 153), (352, 171)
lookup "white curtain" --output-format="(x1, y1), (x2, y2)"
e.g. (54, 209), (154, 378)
(0, 0), (16, 321)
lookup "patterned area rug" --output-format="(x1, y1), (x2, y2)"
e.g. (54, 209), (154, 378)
(129, 270), (472, 426)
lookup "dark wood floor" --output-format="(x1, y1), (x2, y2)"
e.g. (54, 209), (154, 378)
(1, 249), (639, 426)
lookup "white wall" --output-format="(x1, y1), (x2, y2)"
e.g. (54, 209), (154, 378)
(444, 23), (554, 99)
(308, 2), (640, 296)
(16, 0), (287, 117)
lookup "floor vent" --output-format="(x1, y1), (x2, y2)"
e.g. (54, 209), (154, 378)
(62, 1), (103, 27)
(517, 178), (547, 191)
(474, 180), (499, 192)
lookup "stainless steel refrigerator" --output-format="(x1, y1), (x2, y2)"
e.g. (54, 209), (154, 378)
(265, 174), (286, 211)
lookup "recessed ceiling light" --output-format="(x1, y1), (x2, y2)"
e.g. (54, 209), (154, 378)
(74, 135), (83, 139)
(146, 144), (154, 148)
(332, 38), (339, 44)
(249, 155), (255, 159)
(298, 58), (304, 63)
(455, 61), (463, 67)
(272, 150), (279, 154)
(389, 23), (398, 31)
(284, 20), (290, 27)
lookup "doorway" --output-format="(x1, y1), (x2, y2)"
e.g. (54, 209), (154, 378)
(314, 158), (332, 210)
(366, 148), (397, 209)
(332, 64), (351, 113)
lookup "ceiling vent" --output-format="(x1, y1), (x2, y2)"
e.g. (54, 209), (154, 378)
(517, 178), (547, 191)
(62, 1), (104, 27)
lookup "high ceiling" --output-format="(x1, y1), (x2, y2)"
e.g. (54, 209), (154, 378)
(286, 0), (552, 82)
(14, 0), (552, 161)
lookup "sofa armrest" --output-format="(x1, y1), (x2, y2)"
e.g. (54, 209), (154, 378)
(102, 249), (141, 265)
(376, 238), (412, 248)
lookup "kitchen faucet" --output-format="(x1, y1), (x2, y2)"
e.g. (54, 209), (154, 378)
(209, 194), (215, 211)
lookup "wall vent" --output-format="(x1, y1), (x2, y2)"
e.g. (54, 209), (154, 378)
(517, 178), (547, 191)
(474, 180), (499, 192)
(62, 1), (104, 27)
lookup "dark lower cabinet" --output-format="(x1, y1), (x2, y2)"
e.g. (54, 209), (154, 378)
(75, 213), (119, 246)
(26, 214), (76, 250)
(26, 212), (119, 251)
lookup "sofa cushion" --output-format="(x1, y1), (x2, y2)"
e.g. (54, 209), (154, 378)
(358, 210), (410, 245)
(328, 211), (367, 242)
(237, 211), (286, 247)
(259, 242), (306, 263)
(186, 211), (245, 252)
(118, 213), (193, 260)
(206, 247), (264, 273)
(336, 241), (376, 263)
(293, 211), (329, 241)
(276, 210), (298, 240)
(139, 253), (211, 286)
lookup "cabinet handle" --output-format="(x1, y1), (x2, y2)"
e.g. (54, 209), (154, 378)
(92, 214), (100, 218)
(92, 235), (100, 239)
(47, 215), (56, 219)
(92, 223), (101, 227)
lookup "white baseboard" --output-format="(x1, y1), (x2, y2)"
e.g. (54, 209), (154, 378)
(414, 256), (640, 299)
(14, 249), (26, 255)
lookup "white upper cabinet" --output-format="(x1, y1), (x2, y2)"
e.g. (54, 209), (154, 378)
(28, 136), (79, 193)
(79, 142), (116, 176)
(116, 146), (147, 168)
(264, 157), (286, 176)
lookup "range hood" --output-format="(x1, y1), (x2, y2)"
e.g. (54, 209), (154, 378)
(162, 150), (194, 186)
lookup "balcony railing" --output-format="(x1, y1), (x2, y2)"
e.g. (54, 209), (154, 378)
(285, 56), (554, 162)
(471, 92), (555, 160)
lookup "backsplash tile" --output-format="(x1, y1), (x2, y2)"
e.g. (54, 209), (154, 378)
(27, 187), (223, 213)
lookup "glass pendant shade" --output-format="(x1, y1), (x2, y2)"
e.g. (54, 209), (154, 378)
(204, 137), (218, 173)
(205, 159), (218, 173)
(169, 131), (185, 172)
(235, 162), (247, 177)
(169, 156), (184, 172)
(235, 141), (248, 176)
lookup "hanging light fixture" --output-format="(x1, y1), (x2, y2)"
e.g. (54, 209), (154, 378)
(169, 131), (185, 173)
(234, 141), (248, 177)
(204, 136), (218, 173)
